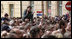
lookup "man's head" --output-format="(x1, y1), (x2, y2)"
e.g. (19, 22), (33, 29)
(30, 26), (40, 38)
(59, 20), (65, 29)
(59, 20), (66, 34)
(27, 6), (32, 12)
(4, 13), (9, 18)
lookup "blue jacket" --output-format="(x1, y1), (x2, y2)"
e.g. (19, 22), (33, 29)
(1, 17), (10, 21)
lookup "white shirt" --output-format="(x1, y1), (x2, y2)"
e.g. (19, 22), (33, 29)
(9, 20), (14, 25)
(9, 26), (13, 29)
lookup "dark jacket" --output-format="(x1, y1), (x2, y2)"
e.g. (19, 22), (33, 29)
(1, 17), (10, 21)
(22, 10), (33, 22)
(1, 24), (11, 32)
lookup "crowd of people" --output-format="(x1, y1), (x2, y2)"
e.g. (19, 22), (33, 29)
(1, 13), (71, 38)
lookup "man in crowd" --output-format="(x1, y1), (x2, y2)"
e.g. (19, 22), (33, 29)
(22, 6), (33, 23)
(1, 13), (10, 22)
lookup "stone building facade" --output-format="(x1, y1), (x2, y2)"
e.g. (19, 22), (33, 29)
(1, 1), (70, 18)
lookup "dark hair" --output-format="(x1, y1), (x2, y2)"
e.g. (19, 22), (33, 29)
(43, 35), (57, 38)
(20, 21), (22, 23)
(59, 20), (65, 29)
(33, 17), (36, 19)
(27, 6), (32, 9)
(59, 20), (66, 34)
(37, 16), (40, 18)
(4, 13), (8, 16)
(30, 27), (40, 38)
(41, 28), (45, 33)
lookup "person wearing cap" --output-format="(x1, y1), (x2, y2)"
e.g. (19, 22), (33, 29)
(22, 6), (33, 22)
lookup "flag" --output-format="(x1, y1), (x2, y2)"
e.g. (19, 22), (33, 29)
(37, 11), (43, 16)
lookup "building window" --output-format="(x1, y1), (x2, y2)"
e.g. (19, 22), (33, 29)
(48, 1), (51, 16)
(58, 1), (62, 16)
(9, 4), (14, 17)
